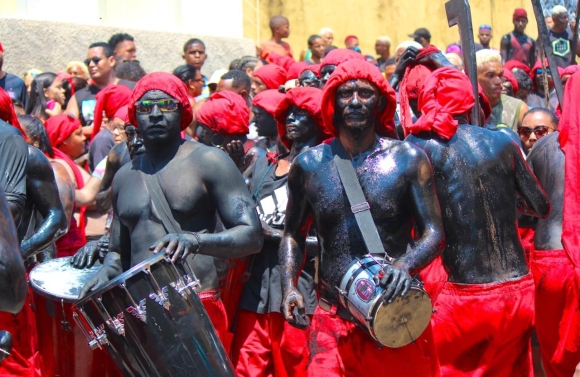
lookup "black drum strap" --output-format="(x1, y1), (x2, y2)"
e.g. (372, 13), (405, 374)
(331, 138), (391, 260)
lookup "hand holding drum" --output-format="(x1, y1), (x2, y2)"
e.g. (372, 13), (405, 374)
(282, 286), (309, 330)
(150, 232), (201, 263)
(374, 263), (412, 303)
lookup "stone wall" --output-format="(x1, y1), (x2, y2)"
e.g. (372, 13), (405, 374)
(0, 17), (255, 78)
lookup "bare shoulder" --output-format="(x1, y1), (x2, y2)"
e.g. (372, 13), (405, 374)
(26, 145), (51, 171)
(379, 137), (429, 162)
(292, 142), (332, 172)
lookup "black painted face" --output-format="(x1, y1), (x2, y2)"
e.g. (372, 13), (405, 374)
(135, 90), (182, 144)
(335, 79), (381, 133)
(299, 70), (320, 88)
(252, 106), (278, 137)
(124, 125), (145, 159)
(197, 123), (226, 148)
(320, 65), (336, 88)
(285, 106), (317, 142)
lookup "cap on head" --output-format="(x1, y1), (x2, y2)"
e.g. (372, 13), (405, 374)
(551, 5), (568, 16)
(345, 35), (359, 44)
(408, 28), (431, 40)
(513, 8), (528, 20)
(208, 68), (228, 86)
(479, 24), (492, 31)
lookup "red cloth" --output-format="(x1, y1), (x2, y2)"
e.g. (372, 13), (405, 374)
(199, 291), (230, 354)
(231, 310), (310, 377)
(530, 59), (565, 91)
(254, 64), (287, 90)
(0, 87), (27, 139)
(301, 64), (320, 78)
(0, 287), (41, 377)
(264, 53), (295, 72)
(0, 42), (3, 53)
(274, 87), (327, 148)
(407, 67), (474, 141)
(433, 274), (534, 377)
(92, 85), (132, 140)
(504, 60), (531, 75)
(531, 249), (580, 377)
(344, 35), (358, 44)
(513, 8), (528, 19)
(320, 48), (365, 70)
(418, 256), (448, 305)
(558, 70), (580, 359)
(321, 59), (397, 138)
(196, 91), (249, 135)
(286, 62), (310, 81)
(252, 89), (286, 116)
(45, 114), (81, 148)
(307, 306), (440, 376)
(518, 227), (535, 264)
(128, 72), (193, 131)
(503, 68), (519, 94)
(563, 65), (580, 78)
(114, 105), (129, 124)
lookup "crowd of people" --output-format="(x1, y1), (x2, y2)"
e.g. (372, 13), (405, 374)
(0, 3), (579, 377)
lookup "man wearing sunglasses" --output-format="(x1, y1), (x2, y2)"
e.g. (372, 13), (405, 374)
(527, 60), (560, 110)
(519, 108), (557, 154)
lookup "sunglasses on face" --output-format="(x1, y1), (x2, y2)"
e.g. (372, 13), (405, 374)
(84, 56), (104, 66)
(536, 69), (552, 75)
(134, 99), (179, 114)
(517, 125), (552, 137)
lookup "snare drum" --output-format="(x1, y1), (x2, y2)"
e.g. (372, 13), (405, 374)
(29, 257), (121, 377)
(338, 254), (432, 348)
(73, 252), (236, 377)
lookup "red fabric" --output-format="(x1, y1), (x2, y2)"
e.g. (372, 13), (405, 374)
(92, 85), (132, 140)
(321, 59), (397, 138)
(503, 68), (519, 94)
(0, 287), (41, 377)
(407, 67), (474, 141)
(199, 291), (230, 354)
(128, 72), (193, 131)
(231, 310), (310, 377)
(252, 89), (286, 116)
(286, 62), (309, 81)
(504, 60), (531, 75)
(254, 64), (287, 90)
(478, 83), (492, 121)
(264, 53), (295, 72)
(518, 227), (535, 264)
(418, 256), (448, 305)
(0, 42), (3, 53)
(113, 105), (129, 124)
(301, 64), (320, 78)
(307, 306), (439, 376)
(530, 59), (564, 91)
(45, 114), (81, 148)
(344, 35), (358, 44)
(513, 8), (528, 19)
(196, 91), (250, 135)
(320, 48), (365, 70)
(563, 65), (580, 80)
(219, 257), (250, 328)
(558, 70), (580, 358)
(399, 45), (441, 131)
(531, 249), (580, 377)
(0, 87), (26, 139)
(433, 274), (535, 377)
(274, 87), (327, 148)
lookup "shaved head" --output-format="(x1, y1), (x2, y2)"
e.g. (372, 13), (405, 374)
(270, 15), (289, 29)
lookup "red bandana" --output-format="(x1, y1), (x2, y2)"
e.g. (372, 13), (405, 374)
(252, 89), (286, 116)
(264, 52), (295, 71)
(286, 62), (310, 81)
(45, 113), (81, 148)
(503, 68), (519, 94)
(0, 87), (26, 139)
(92, 84), (132, 139)
(196, 91), (250, 135)
(128, 72), (193, 131)
(301, 64), (321, 78)
(254, 64), (287, 90)
(504, 60), (531, 75)
(320, 48), (365, 70)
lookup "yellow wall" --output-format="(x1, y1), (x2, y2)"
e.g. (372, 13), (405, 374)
(244, 0), (540, 58)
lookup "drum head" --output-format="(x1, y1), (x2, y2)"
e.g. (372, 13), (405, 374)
(372, 287), (432, 348)
(29, 257), (102, 302)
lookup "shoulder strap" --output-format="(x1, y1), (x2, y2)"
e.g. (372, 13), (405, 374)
(139, 156), (182, 234)
(331, 139), (391, 260)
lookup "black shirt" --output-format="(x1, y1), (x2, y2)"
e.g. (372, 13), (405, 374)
(239, 154), (318, 315)
(74, 79), (136, 126)
(0, 72), (28, 109)
(0, 120), (28, 221)
(548, 27), (575, 68)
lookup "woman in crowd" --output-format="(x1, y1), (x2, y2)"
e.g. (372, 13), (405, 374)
(26, 72), (66, 121)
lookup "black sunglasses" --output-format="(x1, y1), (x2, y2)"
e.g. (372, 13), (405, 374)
(517, 125), (552, 137)
(84, 56), (104, 66)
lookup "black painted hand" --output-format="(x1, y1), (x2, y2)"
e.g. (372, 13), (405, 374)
(224, 140), (246, 165)
(71, 241), (99, 269)
(150, 233), (200, 263)
(376, 264), (412, 303)
(282, 286), (309, 329)
(394, 47), (420, 77)
(417, 51), (454, 70)
(79, 269), (110, 298)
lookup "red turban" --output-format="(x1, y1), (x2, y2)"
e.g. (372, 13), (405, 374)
(530, 59), (565, 91)
(114, 105), (129, 123)
(407, 67), (474, 141)
(320, 48), (365, 69)
(513, 8), (527, 20)
(0, 87), (26, 139)
(478, 83), (492, 121)
(252, 89), (286, 116)
(399, 45), (440, 131)
(196, 91), (250, 135)
(254, 64), (287, 90)
(301, 64), (320, 78)
(265, 52), (295, 72)
(286, 62), (310, 81)
(321, 59), (397, 138)
(274, 87), (329, 148)
(92, 84), (132, 139)
(128, 72), (193, 131)
(504, 60), (530, 75)
(563, 65), (580, 77)
(45, 113), (81, 148)
(503, 68), (519, 94)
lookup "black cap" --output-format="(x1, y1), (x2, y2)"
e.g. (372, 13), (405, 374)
(408, 28), (431, 40)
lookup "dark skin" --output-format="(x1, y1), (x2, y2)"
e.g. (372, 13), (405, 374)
(80, 90), (263, 297)
(319, 64), (336, 88)
(252, 106), (278, 151)
(526, 132), (563, 251)
(406, 117), (550, 283)
(298, 70), (320, 88)
(500, 18), (537, 67)
(280, 79), (444, 326)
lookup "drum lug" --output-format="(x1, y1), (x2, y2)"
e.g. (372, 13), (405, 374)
(126, 299), (147, 324)
(170, 274), (200, 299)
(73, 310), (109, 349)
(105, 313), (125, 336)
(149, 286), (170, 311)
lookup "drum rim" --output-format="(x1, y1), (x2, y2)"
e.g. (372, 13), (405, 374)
(338, 254), (385, 307)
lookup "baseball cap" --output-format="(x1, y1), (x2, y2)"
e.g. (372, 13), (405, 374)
(408, 28), (431, 40)
(513, 8), (528, 20)
(208, 68), (228, 87)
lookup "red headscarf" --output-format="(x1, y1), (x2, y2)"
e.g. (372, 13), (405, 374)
(114, 105), (129, 124)
(503, 68), (519, 94)
(252, 89), (286, 116)
(301, 64), (321, 78)
(286, 62), (310, 81)
(254, 64), (287, 90)
(407, 67), (474, 141)
(92, 85), (132, 139)
(264, 52), (295, 72)
(128, 72), (193, 131)
(399, 45), (440, 130)
(504, 59), (531, 75)
(320, 48), (365, 69)
(274, 87), (329, 148)
(46, 113), (81, 149)
(562, 65), (580, 79)
(530, 59), (565, 91)
(321, 59), (397, 138)
(0, 87), (26, 139)
(196, 91), (250, 135)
